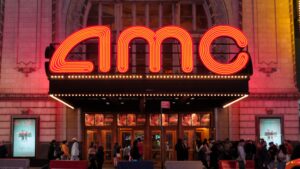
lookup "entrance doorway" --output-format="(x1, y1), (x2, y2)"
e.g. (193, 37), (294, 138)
(86, 129), (113, 163)
(183, 128), (210, 160)
(165, 130), (176, 160)
(150, 129), (177, 166)
(118, 128), (145, 159)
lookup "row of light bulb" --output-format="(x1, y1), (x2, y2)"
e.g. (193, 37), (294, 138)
(52, 93), (247, 97)
(50, 75), (249, 79)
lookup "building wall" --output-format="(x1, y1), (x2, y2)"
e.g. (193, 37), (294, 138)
(0, 0), (298, 156)
(227, 0), (300, 141)
(0, 0), (67, 151)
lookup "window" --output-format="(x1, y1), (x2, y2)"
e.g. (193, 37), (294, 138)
(196, 4), (208, 31)
(136, 3), (145, 25)
(101, 4), (115, 29)
(122, 3), (133, 28)
(162, 3), (173, 26)
(180, 4), (193, 31)
(87, 3), (98, 26)
(84, 1), (212, 74)
(149, 4), (159, 28)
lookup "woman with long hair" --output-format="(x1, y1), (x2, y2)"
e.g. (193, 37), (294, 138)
(277, 144), (287, 169)
(88, 142), (97, 169)
(113, 142), (121, 168)
(96, 145), (104, 169)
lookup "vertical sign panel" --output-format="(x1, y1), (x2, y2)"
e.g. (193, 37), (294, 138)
(259, 118), (282, 147)
(13, 118), (37, 157)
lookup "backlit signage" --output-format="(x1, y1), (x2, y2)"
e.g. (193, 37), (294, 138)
(49, 25), (249, 75)
(12, 118), (37, 157)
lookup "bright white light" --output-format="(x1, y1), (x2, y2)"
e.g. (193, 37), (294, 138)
(223, 94), (248, 108)
(50, 94), (74, 109)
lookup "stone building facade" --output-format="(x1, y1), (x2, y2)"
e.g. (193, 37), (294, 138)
(0, 0), (298, 158)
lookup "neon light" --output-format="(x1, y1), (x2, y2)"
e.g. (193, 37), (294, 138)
(199, 26), (249, 75)
(49, 94), (74, 109)
(117, 27), (155, 73)
(286, 159), (300, 169)
(156, 26), (193, 73)
(223, 94), (248, 108)
(49, 25), (250, 75)
(117, 26), (193, 73)
(50, 26), (111, 73)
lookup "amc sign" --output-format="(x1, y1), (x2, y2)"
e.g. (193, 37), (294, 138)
(49, 25), (249, 75)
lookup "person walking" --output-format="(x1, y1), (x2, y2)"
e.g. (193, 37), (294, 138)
(175, 139), (184, 161)
(277, 144), (287, 169)
(88, 142), (97, 169)
(291, 144), (300, 169)
(96, 145), (104, 169)
(61, 140), (70, 160)
(183, 139), (189, 160)
(0, 141), (8, 158)
(237, 139), (246, 169)
(130, 140), (141, 161)
(71, 137), (80, 160)
(268, 142), (278, 169)
(200, 139), (209, 169)
(195, 140), (202, 160)
(122, 144), (130, 160)
(137, 138), (143, 160)
(113, 142), (121, 168)
(48, 140), (56, 160)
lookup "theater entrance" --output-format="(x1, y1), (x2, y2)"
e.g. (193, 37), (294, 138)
(118, 128), (145, 158)
(151, 129), (177, 167)
(83, 112), (212, 166)
(183, 128), (210, 160)
(86, 129), (113, 164)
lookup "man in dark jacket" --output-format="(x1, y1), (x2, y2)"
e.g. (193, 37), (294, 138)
(0, 141), (8, 158)
(291, 144), (300, 169)
(268, 142), (278, 169)
(48, 140), (56, 160)
(175, 139), (184, 161)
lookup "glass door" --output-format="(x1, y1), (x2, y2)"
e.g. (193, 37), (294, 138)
(151, 130), (161, 163)
(183, 130), (194, 160)
(86, 130), (98, 159)
(165, 130), (176, 160)
(195, 131), (202, 141)
(101, 130), (112, 162)
(120, 130), (132, 149)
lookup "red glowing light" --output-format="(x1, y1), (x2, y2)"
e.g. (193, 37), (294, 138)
(286, 159), (300, 169)
(49, 25), (250, 75)
(199, 25), (249, 75)
(117, 27), (155, 73)
(50, 26), (111, 73)
(117, 26), (193, 73)
(156, 26), (193, 73)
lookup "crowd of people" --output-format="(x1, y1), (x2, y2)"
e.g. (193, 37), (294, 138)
(175, 138), (300, 169)
(113, 138), (144, 168)
(2, 136), (300, 169)
(52, 138), (144, 169)
(48, 138), (105, 169)
(48, 138), (81, 161)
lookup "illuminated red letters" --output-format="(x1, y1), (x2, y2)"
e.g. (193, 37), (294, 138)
(199, 26), (249, 75)
(50, 26), (111, 73)
(50, 25), (249, 75)
(117, 26), (193, 73)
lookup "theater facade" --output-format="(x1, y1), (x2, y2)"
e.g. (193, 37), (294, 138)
(47, 24), (253, 163)
(0, 0), (299, 164)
